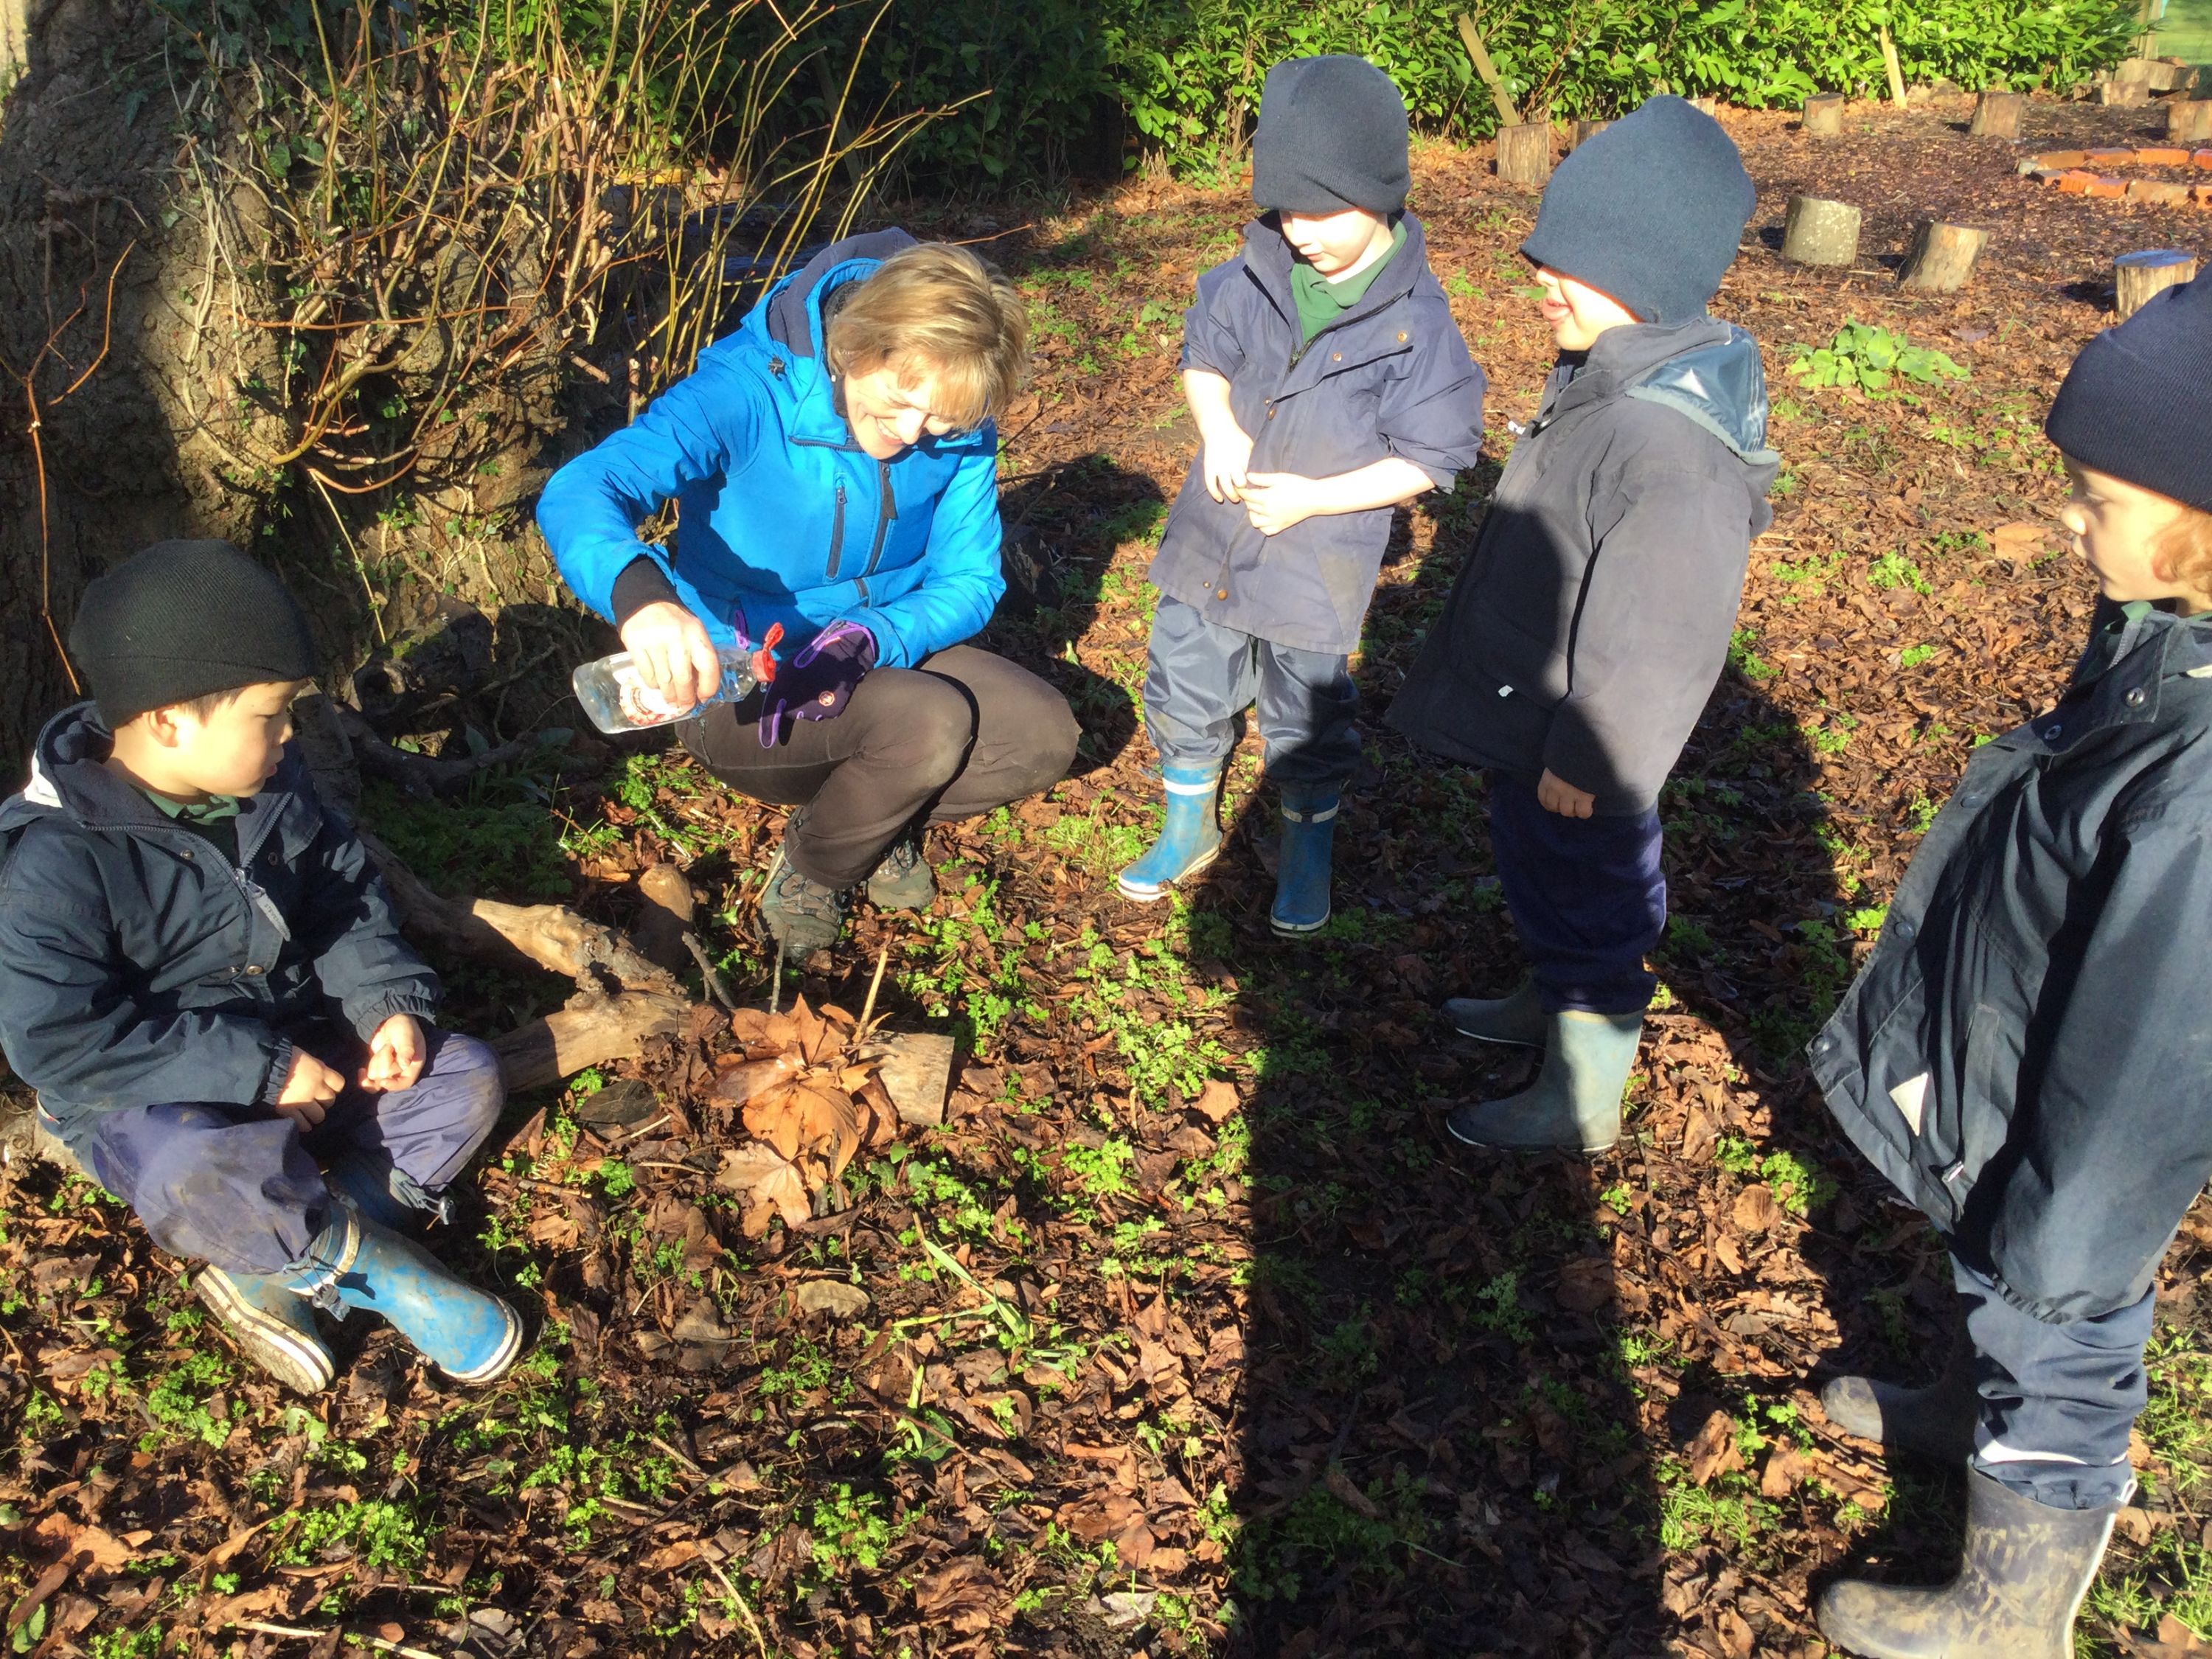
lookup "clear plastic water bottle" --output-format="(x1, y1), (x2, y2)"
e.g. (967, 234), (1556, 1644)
(570, 623), (782, 734)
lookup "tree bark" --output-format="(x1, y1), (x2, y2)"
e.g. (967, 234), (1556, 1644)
(1782, 196), (1862, 267)
(2169, 100), (2212, 144)
(1803, 93), (1846, 136)
(1970, 91), (2026, 138)
(1898, 221), (1988, 291)
(1496, 122), (1553, 187)
(2116, 250), (2199, 321)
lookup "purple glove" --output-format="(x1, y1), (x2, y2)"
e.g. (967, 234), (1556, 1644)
(759, 621), (878, 748)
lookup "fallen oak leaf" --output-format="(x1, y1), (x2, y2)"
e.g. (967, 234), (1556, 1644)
(1686, 1410), (1745, 1486)
(1192, 1078), (1241, 1124)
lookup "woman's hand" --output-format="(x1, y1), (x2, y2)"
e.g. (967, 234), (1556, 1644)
(619, 601), (723, 714)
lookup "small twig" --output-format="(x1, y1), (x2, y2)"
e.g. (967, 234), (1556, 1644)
(858, 939), (891, 1035)
(768, 939), (785, 1016)
(706, 1559), (771, 1659)
(684, 932), (732, 1009)
(233, 1621), (443, 1659)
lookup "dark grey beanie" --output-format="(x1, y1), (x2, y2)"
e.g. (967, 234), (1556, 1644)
(2045, 276), (2212, 514)
(1519, 95), (1756, 326)
(69, 540), (318, 725)
(1251, 55), (1411, 215)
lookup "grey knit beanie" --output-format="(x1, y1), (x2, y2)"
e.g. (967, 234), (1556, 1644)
(1520, 95), (1756, 326)
(1251, 55), (1411, 215)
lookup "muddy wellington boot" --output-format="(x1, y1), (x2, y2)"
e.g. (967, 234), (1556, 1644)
(291, 1197), (524, 1384)
(1818, 1468), (2121, 1659)
(1269, 782), (1339, 936)
(1116, 764), (1223, 901)
(197, 1264), (335, 1395)
(1820, 1342), (1981, 1465)
(1446, 1010), (1642, 1153)
(1441, 978), (1548, 1048)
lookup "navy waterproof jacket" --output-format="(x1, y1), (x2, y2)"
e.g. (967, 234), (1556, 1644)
(1812, 601), (2212, 1324)
(537, 229), (1007, 668)
(1387, 318), (1778, 814)
(0, 703), (438, 1160)
(1148, 213), (1486, 657)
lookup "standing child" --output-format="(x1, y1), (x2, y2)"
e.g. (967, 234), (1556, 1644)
(1387, 96), (1775, 1152)
(0, 541), (522, 1394)
(1807, 278), (2212, 1658)
(1118, 54), (1485, 935)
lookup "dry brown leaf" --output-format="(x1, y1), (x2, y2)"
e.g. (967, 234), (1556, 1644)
(1733, 1183), (1783, 1234)
(744, 1083), (807, 1161)
(1193, 1078), (1241, 1123)
(1554, 1256), (1615, 1314)
(1686, 1411), (1744, 1486)
(711, 1051), (804, 1107)
(1760, 1441), (1812, 1498)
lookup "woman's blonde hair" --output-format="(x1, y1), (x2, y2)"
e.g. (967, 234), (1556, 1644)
(822, 243), (1029, 431)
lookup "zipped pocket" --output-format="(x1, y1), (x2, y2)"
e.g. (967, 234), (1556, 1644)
(824, 482), (847, 580)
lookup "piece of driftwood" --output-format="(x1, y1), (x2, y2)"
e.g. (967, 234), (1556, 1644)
(1496, 121), (1553, 186)
(2170, 100), (2212, 143)
(1898, 221), (1988, 291)
(1803, 92), (1846, 136)
(1782, 195), (1862, 266)
(2116, 249), (2199, 320)
(1970, 90), (2026, 138)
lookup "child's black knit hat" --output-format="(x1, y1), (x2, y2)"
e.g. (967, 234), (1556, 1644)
(1251, 55), (1411, 216)
(68, 540), (318, 726)
(2045, 275), (2212, 513)
(1520, 94), (1756, 326)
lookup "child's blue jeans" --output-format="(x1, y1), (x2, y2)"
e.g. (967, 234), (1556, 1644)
(74, 1026), (504, 1276)
(1487, 771), (1666, 1015)
(1142, 597), (1360, 786)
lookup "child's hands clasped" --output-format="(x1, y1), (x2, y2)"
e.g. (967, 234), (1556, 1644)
(1239, 472), (1322, 537)
(361, 1012), (425, 1093)
(276, 1049), (347, 1126)
(1201, 424), (1255, 504)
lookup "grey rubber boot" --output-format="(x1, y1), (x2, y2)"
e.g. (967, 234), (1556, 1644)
(1817, 1468), (2120, 1659)
(1441, 979), (1547, 1048)
(1820, 1344), (1980, 1465)
(1445, 1010), (1641, 1152)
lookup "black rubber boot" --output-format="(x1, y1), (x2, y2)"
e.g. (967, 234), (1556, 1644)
(1441, 978), (1546, 1048)
(1817, 1468), (2120, 1659)
(1820, 1343), (1980, 1464)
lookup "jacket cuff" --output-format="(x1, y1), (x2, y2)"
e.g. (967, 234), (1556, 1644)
(350, 992), (441, 1043)
(259, 1037), (297, 1106)
(611, 555), (681, 625)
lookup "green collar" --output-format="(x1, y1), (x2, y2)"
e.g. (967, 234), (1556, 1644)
(1290, 219), (1408, 345)
(142, 788), (241, 825)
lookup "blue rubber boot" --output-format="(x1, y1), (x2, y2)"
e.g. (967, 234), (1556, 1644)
(197, 1264), (335, 1395)
(1269, 783), (1340, 936)
(1446, 1011), (1643, 1153)
(324, 1155), (451, 1235)
(291, 1198), (524, 1384)
(1116, 765), (1223, 902)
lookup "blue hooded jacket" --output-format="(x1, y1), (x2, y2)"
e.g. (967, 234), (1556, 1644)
(536, 230), (1006, 668)
(0, 703), (439, 1159)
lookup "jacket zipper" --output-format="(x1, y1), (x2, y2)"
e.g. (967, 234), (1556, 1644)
(824, 482), (846, 580)
(861, 461), (897, 578)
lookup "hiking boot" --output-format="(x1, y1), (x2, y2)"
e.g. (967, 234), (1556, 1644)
(1446, 1010), (1643, 1153)
(197, 1264), (334, 1394)
(1117, 764), (1223, 902)
(291, 1197), (524, 1384)
(866, 836), (936, 911)
(1441, 978), (1548, 1048)
(1270, 783), (1339, 936)
(758, 840), (849, 955)
(1817, 1468), (2121, 1659)
(1821, 1345), (1981, 1465)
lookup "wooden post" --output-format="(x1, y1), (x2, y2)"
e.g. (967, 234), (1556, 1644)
(1969, 91), (2026, 138)
(1898, 221), (1988, 291)
(2115, 249), (2199, 319)
(1781, 195), (1862, 266)
(1879, 25), (1909, 107)
(1688, 96), (1719, 116)
(2100, 77), (2151, 107)
(2168, 100), (2212, 143)
(1455, 14), (1522, 127)
(1496, 121), (1553, 186)
(1803, 92), (1846, 135)
(1569, 118), (1612, 150)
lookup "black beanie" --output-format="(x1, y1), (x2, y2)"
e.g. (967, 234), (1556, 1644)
(68, 540), (318, 726)
(2045, 276), (2212, 514)
(1519, 95), (1756, 326)
(1251, 55), (1411, 215)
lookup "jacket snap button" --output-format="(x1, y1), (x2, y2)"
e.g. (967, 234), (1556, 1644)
(1959, 793), (1980, 809)
(1267, 408), (1276, 420)
(1396, 330), (1408, 343)
(1215, 588), (1229, 601)
(1893, 920), (1916, 941)
(2125, 688), (2146, 708)
(243, 964), (262, 976)
(1332, 351), (1341, 361)
(178, 849), (193, 860)
(2045, 723), (2062, 740)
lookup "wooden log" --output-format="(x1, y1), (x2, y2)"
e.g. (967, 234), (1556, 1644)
(2168, 99), (2212, 144)
(2115, 249), (2200, 320)
(862, 1032), (957, 1127)
(633, 863), (699, 978)
(491, 987), (692, 1095)
(1781, 195), (1862, 266)
(1569, 118), (1612, 150)
(2100, 77), (2151, 108)
(1496, 121), (1553, 186)
(1879, 25), (1908, 107)
(1454, 14), (1521, 127)
(1803, 92), (1846, 136)
(1898, 220), (1988, 291)
(1969, 90), (2026, 138)
(2119, 57), (2189, 91)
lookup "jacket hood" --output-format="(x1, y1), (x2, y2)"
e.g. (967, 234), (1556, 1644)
(0, 701), (153, 838)
(761, 227), (920, 361)
(1560, 319), (1777, 464)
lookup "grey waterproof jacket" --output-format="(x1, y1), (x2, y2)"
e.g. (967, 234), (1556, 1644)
(1147, 213), (1486, 657)
(1812, 602), (2212, 1323)
(1386, 319), (1778, 814)
(0, 703), (437, 1158)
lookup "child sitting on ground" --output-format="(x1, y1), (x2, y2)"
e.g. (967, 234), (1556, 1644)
(0, 540), (521, 1394)
(1387, 95), (1775, 1152)
(1117, 52), (1485, 936)
(1807, 276), (2212, 1659)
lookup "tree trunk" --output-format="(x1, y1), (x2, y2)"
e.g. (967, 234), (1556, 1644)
(1898, 222), (1988, 291)
(1569, 119), (1612, 151)
(1803, 93), (1846, 136)
(1782, 196), (1862, 267)
(2169, 100), (2212, 144)
(2115, 250), (2199, 320)
(1496, 122), (1553, 187)
(1970, 91), (2026, 138)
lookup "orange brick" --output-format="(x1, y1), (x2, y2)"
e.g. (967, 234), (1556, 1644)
(2196, 149), (2212, 170)
(2057, 169), (2099, 193)
(2037, 149), (2090, 169)
(2137, 147), (2192, 166)
(2087, 175), (2129, 198)
(2131, 178), (2193, 206)
(2196, 183), (2212, 206)
(2088, 146), (2137, 162)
